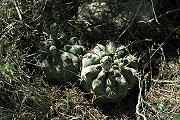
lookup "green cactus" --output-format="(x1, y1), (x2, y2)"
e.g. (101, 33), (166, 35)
(80, 42), (138, 103)
(39, 23), (85, 83)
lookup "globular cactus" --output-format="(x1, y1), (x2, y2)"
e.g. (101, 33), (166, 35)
(80, 42), (138, 103)
(39, 23), (85, 83)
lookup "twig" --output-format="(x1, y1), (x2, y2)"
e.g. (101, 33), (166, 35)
(143, 100), (157, 114)
(116, 0), (143, 41)
(126, 39), (152, 47)
(147, 26), (180, 64)
(151, 79), (179, 83)
(150, 0), (159, 24)
(0, 22), (16, 40)
(13, 0), (22, 21)
(136, 77), (147, 120)
(148, 8), (180, 23)
(142, 100), (160, 120)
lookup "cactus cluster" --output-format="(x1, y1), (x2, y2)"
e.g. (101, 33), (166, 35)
(80, 42), (138, 103)
(39, 23), (138, 103)
(39, 23), (85, 83)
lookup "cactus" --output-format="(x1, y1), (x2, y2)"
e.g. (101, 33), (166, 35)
(39, 23), (138, 102)
(80, 42), (138, 103)
(39, 23), (85, 83)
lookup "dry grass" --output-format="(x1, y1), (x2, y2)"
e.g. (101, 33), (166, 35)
(0, 0), (179, 120)
(145, 61), (180, 119)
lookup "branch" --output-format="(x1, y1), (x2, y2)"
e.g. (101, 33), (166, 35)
(13, 0), (22, 21)
(136, 77), (147, 120)
(148, 8), (180, 23)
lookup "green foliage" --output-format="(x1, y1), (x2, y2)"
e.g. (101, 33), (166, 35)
(80, 42), (138, 103)
(165, 113), (180, 120)
(155, 100), (165, 111)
